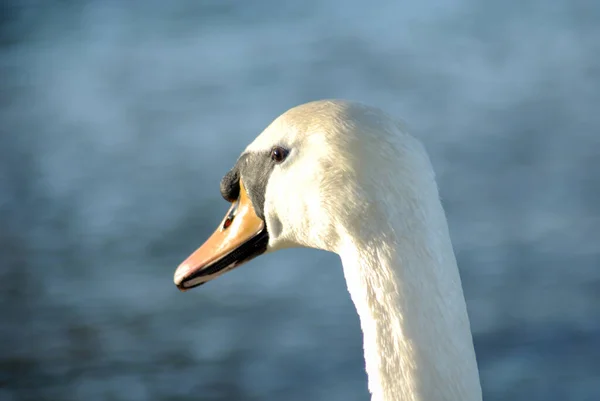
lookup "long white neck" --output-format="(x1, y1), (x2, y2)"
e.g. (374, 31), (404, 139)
(337, 172), (482, 401)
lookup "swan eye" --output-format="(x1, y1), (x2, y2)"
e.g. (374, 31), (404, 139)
(270, 146), (289, 164)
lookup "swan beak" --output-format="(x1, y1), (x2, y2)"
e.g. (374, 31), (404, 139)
(174, 180), (269, 291)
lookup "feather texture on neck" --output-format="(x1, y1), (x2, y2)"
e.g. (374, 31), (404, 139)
(336, 144), (482, 401)
(245, 100), (483, 401)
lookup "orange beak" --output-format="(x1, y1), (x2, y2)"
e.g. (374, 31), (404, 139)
(174, 180), (268, 290)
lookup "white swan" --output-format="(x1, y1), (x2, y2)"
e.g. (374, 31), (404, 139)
(174, 100), (482, 401)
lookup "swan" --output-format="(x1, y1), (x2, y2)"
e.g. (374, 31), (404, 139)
(173, 100), (482, 401)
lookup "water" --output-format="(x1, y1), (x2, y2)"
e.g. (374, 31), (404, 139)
(1, 1), (599, 400)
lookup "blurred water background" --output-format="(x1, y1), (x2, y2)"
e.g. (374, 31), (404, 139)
(1, 1), (600, 400)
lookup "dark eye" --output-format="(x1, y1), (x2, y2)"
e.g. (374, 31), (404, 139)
(270, 146), (289, 164)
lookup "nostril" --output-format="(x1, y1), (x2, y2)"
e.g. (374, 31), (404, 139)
(223, 215), (234, 229)
(222, 201), (239, 230)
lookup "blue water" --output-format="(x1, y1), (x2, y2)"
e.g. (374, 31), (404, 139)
(1, 1), (600, 400)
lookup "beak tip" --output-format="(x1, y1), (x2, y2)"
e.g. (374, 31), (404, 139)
(173, 263), (189, 286)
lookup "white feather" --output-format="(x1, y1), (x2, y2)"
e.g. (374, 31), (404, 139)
(246, 100), (482, 401)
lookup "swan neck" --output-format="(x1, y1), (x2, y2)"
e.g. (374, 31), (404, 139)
(339, 210), (482, 401)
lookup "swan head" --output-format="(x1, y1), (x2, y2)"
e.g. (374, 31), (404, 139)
(174, 100), (432, 290)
